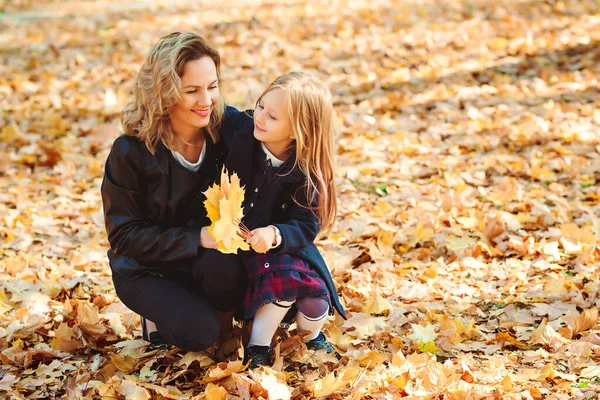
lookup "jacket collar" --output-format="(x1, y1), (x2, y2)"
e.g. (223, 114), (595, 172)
(227, 128), (305, 188)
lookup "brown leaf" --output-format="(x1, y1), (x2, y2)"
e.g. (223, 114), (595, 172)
(484, 218), (505, 240)
(110, 353), (136, 374)
(580, 332), (600, 345)
(530, 319), (569, 350)
(496, 332), (525, 349)
(23, 343), (66, 369)
(173, 352), (214, 369)
(279, 334), (306, 356)
(77, 302), (107, 336)
(203, 360), (246, 383)
(50, 324), (82, 352)
(1, 339), (26, 367)
(0, 372), (17, 392)
(118, 380), (150, 400)
(232, 373), (268, 399)
(563, 307), (598, 337)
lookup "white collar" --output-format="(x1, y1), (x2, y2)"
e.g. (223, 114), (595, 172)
(261, 143), (285, 167)
(170, 143), (206, 171)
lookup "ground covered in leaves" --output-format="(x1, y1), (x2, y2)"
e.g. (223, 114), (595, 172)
(1, 0), (600, 398)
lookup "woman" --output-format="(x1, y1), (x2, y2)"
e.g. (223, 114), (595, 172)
(101, 32), (252, 351)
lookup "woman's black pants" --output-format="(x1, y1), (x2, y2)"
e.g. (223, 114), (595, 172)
(111, 249), (245, 351)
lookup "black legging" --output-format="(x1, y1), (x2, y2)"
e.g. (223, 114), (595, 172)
(111, 249), (245, 351)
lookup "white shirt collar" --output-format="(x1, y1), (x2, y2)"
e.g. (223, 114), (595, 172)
(170, 143), (206, 172)
(261, 143), (285, 167)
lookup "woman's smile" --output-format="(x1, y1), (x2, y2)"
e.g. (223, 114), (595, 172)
(192, 108), (211, 118)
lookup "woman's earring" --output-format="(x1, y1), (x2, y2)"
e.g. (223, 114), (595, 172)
(289, 136), (294, 139)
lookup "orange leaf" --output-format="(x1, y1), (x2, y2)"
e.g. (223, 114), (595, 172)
(496, 332), (525, 348)
(563, 307), (598, 336)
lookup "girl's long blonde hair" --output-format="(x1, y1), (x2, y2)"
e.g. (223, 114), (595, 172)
(121, 32), (224, 153)
(257, 72), (337, 236)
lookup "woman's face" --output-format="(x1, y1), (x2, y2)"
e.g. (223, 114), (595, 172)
(169, 56), (219, 135)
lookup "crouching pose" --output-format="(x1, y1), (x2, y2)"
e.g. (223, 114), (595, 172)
(223, 71), (347, 367)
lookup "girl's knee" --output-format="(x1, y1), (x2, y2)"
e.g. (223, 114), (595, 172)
(296, 297), (329, 319)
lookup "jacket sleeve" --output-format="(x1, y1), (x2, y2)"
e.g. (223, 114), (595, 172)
(271, 186), (320, 254)
(101, 136), (202, 263)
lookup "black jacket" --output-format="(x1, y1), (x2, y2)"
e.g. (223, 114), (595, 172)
(222, 111), (347, 320)
(101, 106), (245, 278)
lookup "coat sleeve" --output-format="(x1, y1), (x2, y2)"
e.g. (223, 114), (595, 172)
(101, 136), (202, 263)
(271, 186), (320, 254)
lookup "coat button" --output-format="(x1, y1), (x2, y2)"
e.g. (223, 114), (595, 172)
(264, 262), (270, 268)
(250, 203), (254, 207)
(254, 188), (258, 193)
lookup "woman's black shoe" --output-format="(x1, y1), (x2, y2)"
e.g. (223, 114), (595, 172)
(141, 317), (167, 345)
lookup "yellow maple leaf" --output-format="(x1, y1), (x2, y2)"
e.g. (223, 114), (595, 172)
(0, 289), (14, 315)
(455, 317), (481, 340)
(560, 223), (597, 245)
(204, 383), (228, 400)
(414, 221), (434, 242)
(204, 183), (221, 222)
(407, 323), (438, 344)
(203, 168), (250, 254)
(365, 295), (391, 314)
(357, 350), (388, 367)
(419, 340), (438, 354)
(311, 367), (360, 398)
(445, 235), (476, 252)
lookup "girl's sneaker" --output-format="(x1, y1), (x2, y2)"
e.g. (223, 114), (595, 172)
(244, 345), (271, 368)
(306, 332), (341, 360)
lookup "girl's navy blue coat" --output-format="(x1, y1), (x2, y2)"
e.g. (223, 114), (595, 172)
(221, 109), (347, 320)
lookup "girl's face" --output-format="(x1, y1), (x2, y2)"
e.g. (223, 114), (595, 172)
(253, 88), (294, 155)
(169, 56), (219, 135)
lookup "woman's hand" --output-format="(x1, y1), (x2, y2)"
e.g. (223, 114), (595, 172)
(199, 226), (218, 249)
(247, 226), (276, 253)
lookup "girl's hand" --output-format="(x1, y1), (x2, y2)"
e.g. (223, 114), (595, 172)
(247, 226), (276, 253)
(199, 226), (218, 249)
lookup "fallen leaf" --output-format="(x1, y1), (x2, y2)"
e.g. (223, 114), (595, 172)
(365, 295), (392, 314)
(311, 367), (360, 398)
(118, 380), (150, 400)
(408, 323), (438, 344)
(203, 360), (246, 383)
(530, 319), (569, 350)
(204, 383), (228, 400)
(562, 307), (598, 338)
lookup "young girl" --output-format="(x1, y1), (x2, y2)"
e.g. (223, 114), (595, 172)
(222, 71), (346, 367)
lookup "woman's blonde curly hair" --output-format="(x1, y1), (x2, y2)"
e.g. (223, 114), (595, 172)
(121, 32), (224, 153)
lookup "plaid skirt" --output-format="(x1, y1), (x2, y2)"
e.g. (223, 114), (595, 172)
(241, 253), (332, 320)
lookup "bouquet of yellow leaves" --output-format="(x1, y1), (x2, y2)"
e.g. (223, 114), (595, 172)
(203, 168), (250, 254)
